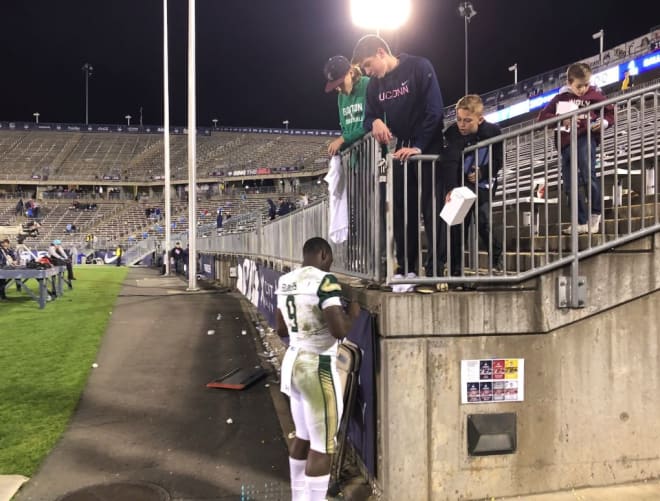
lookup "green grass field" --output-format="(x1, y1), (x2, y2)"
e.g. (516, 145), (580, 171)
(0, 265), (128, 476)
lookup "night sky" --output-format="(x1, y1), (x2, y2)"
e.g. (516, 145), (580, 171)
(2, 0), (658, 130)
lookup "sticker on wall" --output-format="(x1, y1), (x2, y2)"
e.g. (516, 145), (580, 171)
(461, 358), (525, 404)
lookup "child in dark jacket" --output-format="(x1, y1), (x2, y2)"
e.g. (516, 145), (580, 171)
(538, 62), (615, 234)
(444, 95), (504, 274)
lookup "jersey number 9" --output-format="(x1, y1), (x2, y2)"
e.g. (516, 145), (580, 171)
(285, 295), (298, 332)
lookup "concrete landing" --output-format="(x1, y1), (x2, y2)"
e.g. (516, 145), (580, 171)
(498, 479), (660, 500)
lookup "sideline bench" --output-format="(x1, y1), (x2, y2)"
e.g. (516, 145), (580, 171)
(0, 265), (71, 309)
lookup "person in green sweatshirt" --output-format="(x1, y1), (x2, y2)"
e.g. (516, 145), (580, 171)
(323, 55), (369, 156)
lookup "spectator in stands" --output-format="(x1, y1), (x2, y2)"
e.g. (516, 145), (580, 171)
(0, 239), (18, 301)
(216, 209), (223, 230)
(268, 199), (277, 220)
(48, 239), (75, 281)
(277, 198), (294, 217)
(170, 241), (184, 275)
(115, 245), (123, 267)
(23, 220), (41, 237)
(15, 198), (24, 216)
(0, 239), (17, 266)
(352, 34), (445, 290)
(621, 69), (634, 92)
(323, 55), (370, 156)
(70, 244), (79, 268)
(444, 95), (504, 274)
(538, 62), (614, 234)
(275, 237), (361, 501)
(65, 223), (73, 233)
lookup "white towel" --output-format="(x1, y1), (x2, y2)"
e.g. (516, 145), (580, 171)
(324, 155), (348, 244)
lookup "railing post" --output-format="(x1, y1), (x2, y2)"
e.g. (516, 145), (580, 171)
(385, 154), (395, 283)
(569, 115), (584, 308)
(375, 138), (388, 282)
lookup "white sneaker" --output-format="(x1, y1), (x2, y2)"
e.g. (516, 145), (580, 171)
(391, 274), (404, 293)
(392, 272), (417, 293)
(401, 272), (417, 293)
(589, 214), (601, 233)
(562, 224), (588, 235)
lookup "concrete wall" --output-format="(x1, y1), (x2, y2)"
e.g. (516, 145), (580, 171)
(375, 237), (660, 500)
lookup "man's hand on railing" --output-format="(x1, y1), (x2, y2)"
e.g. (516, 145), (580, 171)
(372, 119), (393, 145)
(393, 147), (421, 162)
(327, 137), (345, 157)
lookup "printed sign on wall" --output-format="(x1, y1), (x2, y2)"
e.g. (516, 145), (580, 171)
(461, 358), (525, 404)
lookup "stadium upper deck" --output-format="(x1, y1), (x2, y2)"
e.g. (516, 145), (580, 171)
(0, 129), (332, 185)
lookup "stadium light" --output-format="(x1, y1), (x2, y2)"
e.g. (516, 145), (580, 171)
(458, 2), (477, 95)
(350, 0), (411, 33)
(508, 63), (518, 85)
(592, 29), (604, 65)
(33, 112), (40, 124)
(81, 63), (93, 125)
(282, 120), (289, 130)
(125, 114), (132, 126)
(212, 118), (218, 130)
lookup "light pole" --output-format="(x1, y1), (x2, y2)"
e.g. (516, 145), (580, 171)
(508, 63), (518, 85)
(212, 118), (218, 130)
(33, 112), (40, 124)
(186, 0), (198, 291)
(592, 29), (604, 65)
(458, 2), (477, 95)
(81, 63), (93, 125)
(139, 106), (143, 127)
(125, 114), (132, 126)
(282, 120), (289, 130)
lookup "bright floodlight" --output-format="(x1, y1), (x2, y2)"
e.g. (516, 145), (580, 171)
(351, 0), (411, 31)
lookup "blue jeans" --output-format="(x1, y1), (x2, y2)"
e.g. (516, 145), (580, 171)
(561, 136), (601, 225)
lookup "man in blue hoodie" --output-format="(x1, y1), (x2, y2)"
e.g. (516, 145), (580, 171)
(352, 35), (445, 291)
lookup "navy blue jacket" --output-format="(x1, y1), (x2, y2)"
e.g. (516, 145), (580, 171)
(363, 54), (444, 154)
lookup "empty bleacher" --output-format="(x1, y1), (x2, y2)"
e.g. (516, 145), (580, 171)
(0, 130), (331, 184)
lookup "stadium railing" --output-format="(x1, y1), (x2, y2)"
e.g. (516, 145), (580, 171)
(195, 83), (659, 301)
(194, 136), (385, 280)
(385, 83), (660, 298)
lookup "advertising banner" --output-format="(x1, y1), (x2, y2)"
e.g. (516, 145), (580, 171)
(346, 311), (377, 479)
(236, 257), (280, 327)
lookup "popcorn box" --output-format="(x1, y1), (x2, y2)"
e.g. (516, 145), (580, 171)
(440, 186), (477, 226)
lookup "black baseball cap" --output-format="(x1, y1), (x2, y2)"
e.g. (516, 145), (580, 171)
(323, 55), (351, 93)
